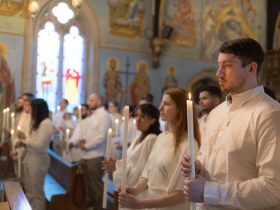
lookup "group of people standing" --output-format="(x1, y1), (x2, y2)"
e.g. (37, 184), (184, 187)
(2, 37), (280, 210)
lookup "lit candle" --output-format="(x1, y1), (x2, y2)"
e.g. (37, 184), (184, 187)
(114, 118), (119, 137)
(6, 108), (10, 130)
(187, 92), (196, 210)
(103, 128), (113, 209)
(65, 129), (70, 153)
(121, 106), (129, 193)
(57, 105), (60, 112)
(78, 105), (82, 121)
(17, 125), (21, 131)
(11, 112), (15, 134)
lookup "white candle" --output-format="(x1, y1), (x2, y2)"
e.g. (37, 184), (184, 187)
(114, 118), (119, 137)
(187, 92), (196, 210)
(1, 109), (6, 144)
(65, 129), (70, 153)
(121, 106), (129, 193)
(102, 128), (113, 209)
(11, 112), (15, 133)
(6, 108), (10, 130)
(78, 105), (82, 121)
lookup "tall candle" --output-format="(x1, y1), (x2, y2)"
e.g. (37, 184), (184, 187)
(78, 105), (82, 121)
(114, 118), (119, 137)
(102, 128), (113, 209)
(65, 129), (70, 153)
(11, 112), (15, 133)
(187, 92), (196, 210)
(6, 108), (10, 130)
(121, 106), (129, 192)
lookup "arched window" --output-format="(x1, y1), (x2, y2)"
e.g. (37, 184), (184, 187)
(34, 1), (85, 111)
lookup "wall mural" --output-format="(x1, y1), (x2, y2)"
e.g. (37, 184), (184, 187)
(201, 0), (259, 61)
(163, 0), (196, 47)
(0, 0), (28, 17)
(107, 0), (145, 37)
(129, 60), (150, 105)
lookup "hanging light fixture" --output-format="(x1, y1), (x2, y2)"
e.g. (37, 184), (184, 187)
(72, 0), (83, 8)
(28, 0), (39, 18)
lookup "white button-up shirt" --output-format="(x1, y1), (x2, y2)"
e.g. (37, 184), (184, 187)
(198, 86), (280, 210)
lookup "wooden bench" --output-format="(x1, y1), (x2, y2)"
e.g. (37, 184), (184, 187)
(1, 182), (32, 210)
(47, 149), (87, 210)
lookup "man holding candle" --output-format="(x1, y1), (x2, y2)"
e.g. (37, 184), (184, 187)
(181, 38), (280, 210)
(74, 93), (111, 210)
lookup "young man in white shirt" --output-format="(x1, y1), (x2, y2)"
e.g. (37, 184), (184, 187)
(198, 85), (222, 141)
(77, 93), (112, 210)
(181, 38), (280, 210)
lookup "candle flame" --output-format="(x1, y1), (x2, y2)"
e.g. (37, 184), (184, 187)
(188, 92), (192, 100)
(66, 129), (70, 135)
(11, 112), (15, 117)
(17, 126), (21, 131)
(115, 119), (119, 124)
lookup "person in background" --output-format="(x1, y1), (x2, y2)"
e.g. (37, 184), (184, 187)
(181, 38), (280, 210)
(198, 85), (222, 141)
(16, 98), (53, 210)
(103, 103), (161, 190)
(71, 93), (111, 210)
(119, 88), (200, 210)
(139, 93), (154, 105)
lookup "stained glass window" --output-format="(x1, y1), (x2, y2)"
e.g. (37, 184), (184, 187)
(35, 2), (85, 111)
(62, 26), (84, 109)
(35, 21), (60, 110)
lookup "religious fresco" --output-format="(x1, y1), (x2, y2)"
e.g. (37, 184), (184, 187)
(163, 0), (196, 47)
(0, 0), (28, 18)
(129, 60), (150, 105)
(107, 0), (145, 37)
(201, 0), (261, 61)
(162, 65), (178, 93)
(103, 57), (123, 103)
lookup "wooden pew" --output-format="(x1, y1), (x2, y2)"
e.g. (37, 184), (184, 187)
(1, 182), (32, 210)
(47, 149), (87, 210)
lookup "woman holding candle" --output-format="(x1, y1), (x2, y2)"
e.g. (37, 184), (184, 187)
(119, 88), (200, 210)
(15, 98), (53, 210)
(103, 103), (161, 188)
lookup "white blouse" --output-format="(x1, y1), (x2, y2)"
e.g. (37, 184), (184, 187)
(113, 133), (157, 186)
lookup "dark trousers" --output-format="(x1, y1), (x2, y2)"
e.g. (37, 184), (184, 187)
(83, 157), (104, 210)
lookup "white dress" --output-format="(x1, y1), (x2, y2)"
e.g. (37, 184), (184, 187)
(142, 132), (197, 210)
(22, 118), (53, 210)
(113, 133), (157, 186)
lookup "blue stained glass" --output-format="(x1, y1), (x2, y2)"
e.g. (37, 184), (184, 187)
(62, 25), (84, 110)
(35, 21), (60, 111)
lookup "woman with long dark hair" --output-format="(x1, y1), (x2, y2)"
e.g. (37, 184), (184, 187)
(119, 88), (200, 210)
(103, 103), (161, 188)
(16, 98), (53, 210)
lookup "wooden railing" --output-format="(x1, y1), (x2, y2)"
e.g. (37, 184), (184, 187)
(1, 182), (31, 210)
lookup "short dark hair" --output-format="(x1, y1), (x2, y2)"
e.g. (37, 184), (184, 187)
(141, 93), (154, 103)
(199, 85), (222, 99)
(219, 38), (264, 76)
(81, 103), (89, 110)
(22, 92), (34, 100)
(31, 98), (49, 131)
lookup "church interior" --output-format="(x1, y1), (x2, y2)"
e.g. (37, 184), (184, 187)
(0, 0), (280, 210)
